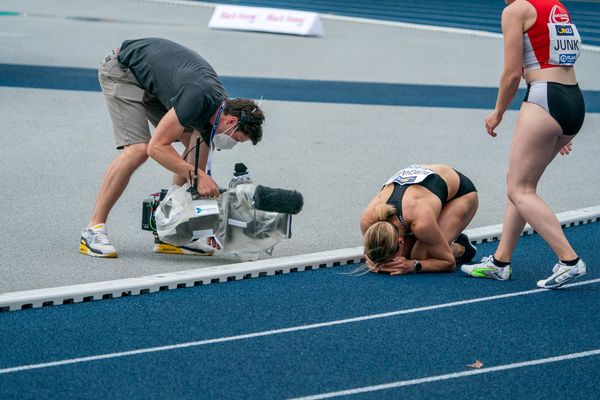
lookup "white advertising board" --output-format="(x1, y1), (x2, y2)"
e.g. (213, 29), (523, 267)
(209, 5), (324, 37)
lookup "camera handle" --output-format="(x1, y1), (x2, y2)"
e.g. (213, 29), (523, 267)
(188, 100), (226, 199)
(188, 133), (202, 199)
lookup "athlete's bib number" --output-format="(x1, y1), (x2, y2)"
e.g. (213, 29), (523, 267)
(385, 165), (435, 186)
(548, 23), (581, 66)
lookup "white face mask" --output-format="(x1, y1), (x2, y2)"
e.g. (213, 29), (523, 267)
(213, 125), (238, 150)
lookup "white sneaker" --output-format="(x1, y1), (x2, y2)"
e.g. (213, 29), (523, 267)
(461, 255), (511, 281)
(537, 259), (587, 289)
(153, 238), (215, 256)
(80, 224), (118, 258)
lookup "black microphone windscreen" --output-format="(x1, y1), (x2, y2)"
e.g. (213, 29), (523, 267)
(253, 185), (304, 214)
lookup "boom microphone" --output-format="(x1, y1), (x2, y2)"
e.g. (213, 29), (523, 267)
(253, 185), (304, 215)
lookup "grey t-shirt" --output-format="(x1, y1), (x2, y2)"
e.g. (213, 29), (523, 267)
(118, 38), (227, 137)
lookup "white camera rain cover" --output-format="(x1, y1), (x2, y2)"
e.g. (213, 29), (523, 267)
(215, 184), (292, 261)
(154, 183), (220, 246)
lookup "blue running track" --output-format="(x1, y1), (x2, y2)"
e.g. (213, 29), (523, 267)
(2, 2), (599, 398)
(1, 222), (599, 399)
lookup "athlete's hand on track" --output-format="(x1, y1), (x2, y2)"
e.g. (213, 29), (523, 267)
(484, 111), (502, 137)
(559, 141), (573, 155)
(365, 253), (415, 275)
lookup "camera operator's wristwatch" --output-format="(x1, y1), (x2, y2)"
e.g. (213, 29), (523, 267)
(412, 260), (422, 273)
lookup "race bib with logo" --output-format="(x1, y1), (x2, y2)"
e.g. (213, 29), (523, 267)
(384, 165), (435, 186)
(548, 22), (581, 66)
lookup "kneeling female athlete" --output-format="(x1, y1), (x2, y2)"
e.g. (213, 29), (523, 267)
(360, 164), (479, 275)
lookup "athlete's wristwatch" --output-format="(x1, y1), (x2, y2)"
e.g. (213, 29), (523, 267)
(412, 260), (422, 273)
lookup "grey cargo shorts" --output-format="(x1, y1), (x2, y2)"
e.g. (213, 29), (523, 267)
(98, 49), (167, 149)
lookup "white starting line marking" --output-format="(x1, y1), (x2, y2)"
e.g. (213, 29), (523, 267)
(289, 348), (600, 400)
(1, 277), (599, 376)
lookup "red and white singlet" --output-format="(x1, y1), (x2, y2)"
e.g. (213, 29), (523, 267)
(523, 0), (582, 72)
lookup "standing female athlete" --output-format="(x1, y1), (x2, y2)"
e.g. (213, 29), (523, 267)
(461, 0), (586, 288)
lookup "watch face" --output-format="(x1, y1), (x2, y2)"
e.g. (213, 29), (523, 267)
(415, 262), (422, 272)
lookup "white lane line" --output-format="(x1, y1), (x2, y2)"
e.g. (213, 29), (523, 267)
(288, 348), (600, 400)
(1, 277), (599, 375)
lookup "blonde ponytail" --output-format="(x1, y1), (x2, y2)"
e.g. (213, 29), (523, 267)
(363, 204), (400, 265)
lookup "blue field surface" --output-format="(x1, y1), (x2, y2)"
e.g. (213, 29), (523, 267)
(1, 64), (600, 112)
(1, 222), (599, 399)
(2, 0), (599, 112)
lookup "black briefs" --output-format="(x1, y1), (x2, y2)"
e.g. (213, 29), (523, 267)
(386, 170), (477, 235)
(453, 169), (477, 199)
(524, 81), (585, 136)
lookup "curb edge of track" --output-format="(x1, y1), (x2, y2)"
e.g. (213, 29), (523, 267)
(1, 205), (600, 312)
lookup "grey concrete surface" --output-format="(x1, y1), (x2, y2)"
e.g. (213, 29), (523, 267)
(1, 0), (599, 292)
